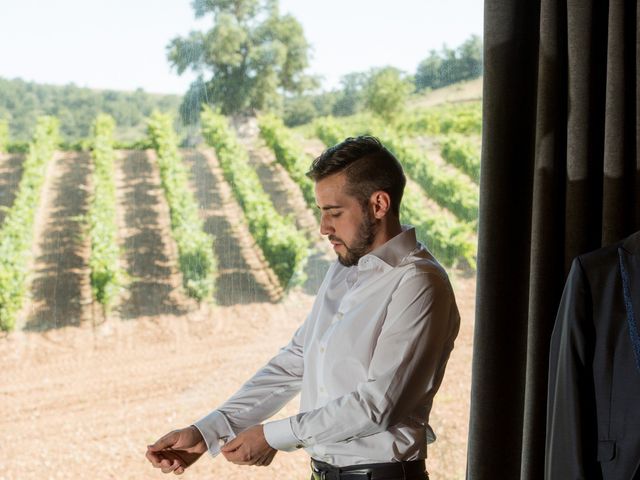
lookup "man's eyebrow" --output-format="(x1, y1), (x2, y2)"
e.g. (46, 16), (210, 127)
(316, 204), (342, 211)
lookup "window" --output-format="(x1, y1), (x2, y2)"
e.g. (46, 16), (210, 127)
(0, 1), (482, 478)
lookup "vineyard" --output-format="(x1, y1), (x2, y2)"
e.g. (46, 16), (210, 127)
(0, 90), (480, 480)
(0, 98), (480, 332)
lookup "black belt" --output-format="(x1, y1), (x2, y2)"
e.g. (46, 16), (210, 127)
(311, 458), (427, 480)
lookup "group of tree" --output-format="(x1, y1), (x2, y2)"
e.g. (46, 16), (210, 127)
(281, 69), (407, 126)
(169, 0), (482, 127)
(0, 77), (180, 143)
(415, 35), (482, 91)
(280, 35), (482, 127)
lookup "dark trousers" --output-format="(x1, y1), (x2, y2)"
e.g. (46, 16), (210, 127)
(310, 458), (429, 480)
(310, 474), (429, 480)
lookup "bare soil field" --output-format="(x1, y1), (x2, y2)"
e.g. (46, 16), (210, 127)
(0, 273), (473, 480)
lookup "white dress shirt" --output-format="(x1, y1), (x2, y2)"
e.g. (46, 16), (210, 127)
(194, 226), (460, 466)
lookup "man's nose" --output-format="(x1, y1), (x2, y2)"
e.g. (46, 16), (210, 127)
(320, 215), (333, 236)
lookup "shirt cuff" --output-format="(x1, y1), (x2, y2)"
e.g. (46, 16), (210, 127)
(263, 417), (302, 452)
(192, 411), (236, 457)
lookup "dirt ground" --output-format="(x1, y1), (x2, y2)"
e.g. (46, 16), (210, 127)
(0, 146), (475, 479)
(0, 273), (474, 480)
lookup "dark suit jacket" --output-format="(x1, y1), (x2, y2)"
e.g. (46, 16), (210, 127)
(545, 231), (640, 479)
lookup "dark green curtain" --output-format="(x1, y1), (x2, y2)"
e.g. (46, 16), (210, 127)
(467, 1), (640, 478)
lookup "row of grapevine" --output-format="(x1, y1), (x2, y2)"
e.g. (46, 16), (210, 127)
(314, 116), (479, 223)
(440, 135), (480, 183)
(257, 114), (316, 210)
(396, 102), (482, 136)
(0, 116), (59, 331)
(313, 116), (476, 268)
(260, 117), (476, 267)
(200, 107), (309, 288)
(147, 111), (217, 301)
(377, 137), (478, 222)
(0, 119), (8, 154)
(401, 186), (476, 269)
(87, 114), (126, 315)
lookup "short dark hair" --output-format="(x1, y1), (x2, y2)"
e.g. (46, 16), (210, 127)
(306, 136), (406, 216)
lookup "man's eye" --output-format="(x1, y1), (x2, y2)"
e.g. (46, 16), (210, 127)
(330, 212), (341, 218)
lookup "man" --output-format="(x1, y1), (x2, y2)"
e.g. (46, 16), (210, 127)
(146, 136), (460, 479)
(545, 230), (640, 479)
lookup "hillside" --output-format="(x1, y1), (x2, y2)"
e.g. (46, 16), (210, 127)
(0, 75), (483, 147)
(411, 77), (483, 109)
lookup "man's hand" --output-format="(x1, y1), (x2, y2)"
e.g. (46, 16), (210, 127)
(220, 425), (277, 466)
(146, 426), (207, 475)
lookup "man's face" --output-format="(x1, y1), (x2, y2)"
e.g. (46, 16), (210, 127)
(315, 172), (377, 267)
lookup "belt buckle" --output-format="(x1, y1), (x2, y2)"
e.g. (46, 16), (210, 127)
(342, 470), (372, 480)
(311, 461), (327, 480)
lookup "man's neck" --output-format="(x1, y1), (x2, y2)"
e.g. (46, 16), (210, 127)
(369, 218), (403, 252)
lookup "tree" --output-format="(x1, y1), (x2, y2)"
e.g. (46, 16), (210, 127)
(283, 95), (316, 126)
(458, 34), (483, 80)
(364, 67), (412, 122)
(167, 0), (313, 117)
(415, 50), (443, 90)
(332, 72), (368, 117)
(415, 34), (483, 91)
(0, 77), (181, 142)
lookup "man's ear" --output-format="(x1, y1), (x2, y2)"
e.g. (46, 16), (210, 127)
(370, 191), (391, 219)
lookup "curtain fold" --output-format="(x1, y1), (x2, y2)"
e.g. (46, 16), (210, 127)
(467, 1), (640, 478)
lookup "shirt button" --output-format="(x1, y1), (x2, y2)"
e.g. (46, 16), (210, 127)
(319, 386), (325, 393)
(320, 347), (325, 353)
(336, 312), (344, 320)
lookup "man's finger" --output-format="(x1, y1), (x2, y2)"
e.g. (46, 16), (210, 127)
(221, 448), (240, 462)
(160, 458), (181, 474)
(258, 449), (275, 466)
(145, 448), (159, 467)
(148, 431), (178, 452)
(224, 447), (251, 465)
(264, 449), (277, 465)
(263, 450), (276, 466)
(254, 450), (271, 466)
(221, 448), (239, 462)
(146, 448), (167, 468)
(159, 458), (173, 473)
(252, 447), (276, 467)
(220, 437), (241, 452)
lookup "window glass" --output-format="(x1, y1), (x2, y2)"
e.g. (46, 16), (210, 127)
(0, 2), (482, 478)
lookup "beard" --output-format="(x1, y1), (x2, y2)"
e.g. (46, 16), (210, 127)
(331, 210), (377, 267)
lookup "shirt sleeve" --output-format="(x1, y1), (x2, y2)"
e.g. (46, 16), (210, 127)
(193, 318), (307, 457)
(266, 270), (460, 448)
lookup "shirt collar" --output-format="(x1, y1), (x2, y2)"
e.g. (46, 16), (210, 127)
(359, 225), (417, 269)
